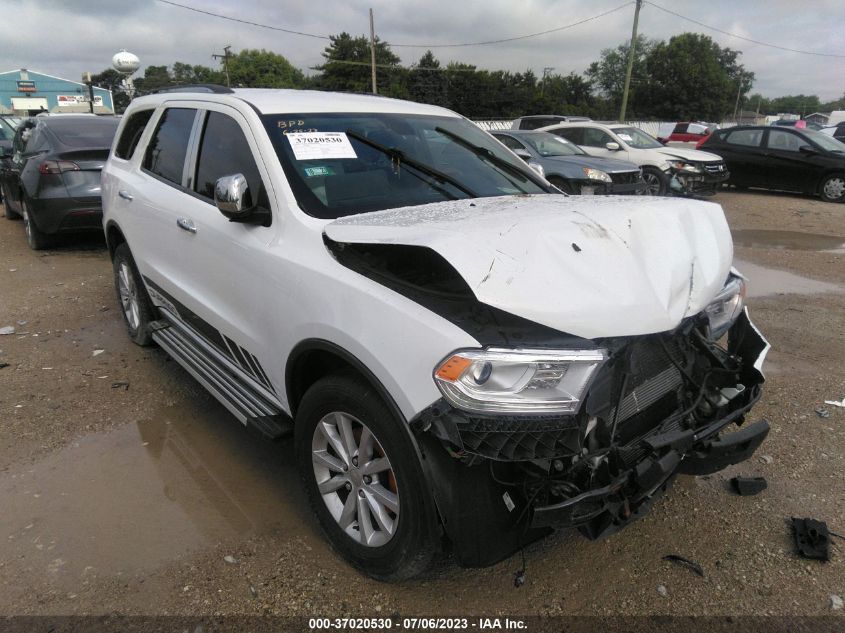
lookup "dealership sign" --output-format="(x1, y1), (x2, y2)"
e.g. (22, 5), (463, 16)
(57, 95), (104, 107)
(16, 80), (36, 93)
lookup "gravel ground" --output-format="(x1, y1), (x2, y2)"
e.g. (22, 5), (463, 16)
(0, 189), (843, 620)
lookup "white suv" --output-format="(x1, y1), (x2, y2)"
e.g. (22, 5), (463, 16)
(102, 87), (770, 580)
(541, 121), (729, 196)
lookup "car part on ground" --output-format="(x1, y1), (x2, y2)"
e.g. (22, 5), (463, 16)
(102, 87), (768, 579)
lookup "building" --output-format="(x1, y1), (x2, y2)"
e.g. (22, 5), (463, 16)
(0, 69), (113, 115)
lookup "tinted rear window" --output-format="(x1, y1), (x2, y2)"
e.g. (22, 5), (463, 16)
(115, 110), (155, 160)
(143, 108), (196, 185)
(47, 118), (120, 147)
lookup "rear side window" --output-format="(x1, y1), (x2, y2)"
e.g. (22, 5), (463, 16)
(552, 127), (583, 144)
(194, 112), (264, 204)
(673, 123), (689, 133)
(115, 110), (154, 160)
(494, 134), (526, 151)
(725, 129), (762, 147)
(143, 108), (196, 185)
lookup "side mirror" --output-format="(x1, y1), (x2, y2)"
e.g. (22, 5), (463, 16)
(605, 142), (620, 151)
(798, 145), (816, 155)
(513, 148), (531, 162)
(214, 174), (271, 226)
(215, 173), (253, 218)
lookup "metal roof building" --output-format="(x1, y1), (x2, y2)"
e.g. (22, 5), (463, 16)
(0, 69), (113, 115)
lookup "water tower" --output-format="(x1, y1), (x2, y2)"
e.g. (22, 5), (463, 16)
(112, 50), (140, 97)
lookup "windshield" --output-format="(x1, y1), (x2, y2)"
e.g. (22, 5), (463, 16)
(803, 129), (845, 153)
(613, 126), (664, 149)
(521, 133), (586, 157)
(261, 113), (548, 219)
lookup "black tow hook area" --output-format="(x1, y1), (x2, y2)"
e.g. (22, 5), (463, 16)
(679, 419), (770, 475)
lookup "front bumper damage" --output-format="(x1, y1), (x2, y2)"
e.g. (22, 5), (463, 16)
(413, 309), (769, 567)
(670, 164), (730, 196)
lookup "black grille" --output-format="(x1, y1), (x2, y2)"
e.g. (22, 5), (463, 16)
(704, 162), (727, 174)
(610, 171), (642, 185)
(455, 415), (581, 461)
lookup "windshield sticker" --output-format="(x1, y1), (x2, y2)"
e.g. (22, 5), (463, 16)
(287, 132), (358, 161)
(617, 133), (633, 141)
(304, 166), (335, 177)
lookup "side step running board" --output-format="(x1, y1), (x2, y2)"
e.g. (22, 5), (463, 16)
(151, 319), (293, 440)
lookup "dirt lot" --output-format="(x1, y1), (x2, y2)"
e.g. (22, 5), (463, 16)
(0, 189), (843, 620)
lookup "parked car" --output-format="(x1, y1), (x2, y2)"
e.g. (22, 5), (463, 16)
(102, 87), (769, 580)
(771, 119), (823, 131)
(492, 130), (646, 194)
(699, 125), (845, 202)
(541, 121), (729, 196)
(657, 121), (715, 145)
(820, 125), (845, 143)
(511, 114), (591, 130)
(0, 116), (20, 205)
(1, 114), (120, 248)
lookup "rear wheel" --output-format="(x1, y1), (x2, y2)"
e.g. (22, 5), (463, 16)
(113, 243), (155, 346)
(295, 374), (438, 581)
(641, 167), (668, 196)
(2, 184), (20, 219)
(548, 176), (574, 195)
(21, 200), (52, 250)
(819, 173), (845, 202)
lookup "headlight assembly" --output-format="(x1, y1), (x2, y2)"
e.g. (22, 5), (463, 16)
(582, 167), (612, 182)
(704, 276), (746, 340)
(670, 161), (701, 173)
(434, 348), (605, 415)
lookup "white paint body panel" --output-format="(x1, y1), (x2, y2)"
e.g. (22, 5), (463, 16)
(326, 195), (734, 339)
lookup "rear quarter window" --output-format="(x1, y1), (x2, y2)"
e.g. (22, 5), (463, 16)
(115, 110), (155, 160)
(143, 108), (197, 186)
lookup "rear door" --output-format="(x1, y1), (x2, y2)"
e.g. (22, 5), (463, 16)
(717, 128), (766, 186)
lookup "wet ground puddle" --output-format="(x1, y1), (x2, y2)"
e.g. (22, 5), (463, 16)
(732, 229), (845, 254)
(0, 402), (308, 589)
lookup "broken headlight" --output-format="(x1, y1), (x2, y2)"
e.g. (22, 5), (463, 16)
(434, 348), (605, 415)
(583, 167), (612, 182)
(670, 161), (702, 173)
(704, 276), (746, 340)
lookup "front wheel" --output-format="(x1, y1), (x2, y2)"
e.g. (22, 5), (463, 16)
(295, 374), (438, 581)
(641, 167), (668, 196)
(113, 243), (156, 346)
(819, 173), (845, 202)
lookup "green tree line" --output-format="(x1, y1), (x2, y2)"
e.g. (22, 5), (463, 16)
(93, 33), (843, 121)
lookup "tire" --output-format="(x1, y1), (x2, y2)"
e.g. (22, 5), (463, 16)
(819, 173), (845, 203)
(112, 242), (156, 346)
(548, 176), (574, 194)
(21, 199), (52, 250)
(641, 166), (668, 196)
(295, 374), (439, 581)
(2, 184), (20, 219)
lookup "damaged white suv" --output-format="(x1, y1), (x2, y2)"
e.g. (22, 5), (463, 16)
(102, 87), (770, 580)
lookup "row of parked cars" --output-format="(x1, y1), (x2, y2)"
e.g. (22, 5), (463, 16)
(0, 87), (773, 582)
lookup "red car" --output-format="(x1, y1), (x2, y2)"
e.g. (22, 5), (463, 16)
(658, 122), (715, 145)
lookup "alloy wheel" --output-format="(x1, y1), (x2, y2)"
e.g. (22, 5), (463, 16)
(117, 262), (141, 331)
(642, 172), (661, 195)
(311, 411), (399, 547)
(822, 177), (845, 201)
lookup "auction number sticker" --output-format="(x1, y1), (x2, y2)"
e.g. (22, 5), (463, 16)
(288, 132), (357, 161)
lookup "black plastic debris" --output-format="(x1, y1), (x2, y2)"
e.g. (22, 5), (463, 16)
(662, 554), (705, 577)
(571, 242), (582, 252)
(0, 363), (9, 369)
(731, 476), (767, 496)
(111, 381), (130, 390)
(792, 517), (830, 561)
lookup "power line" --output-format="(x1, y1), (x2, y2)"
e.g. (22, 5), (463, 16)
(155, 0), (632, 48)
(155, 0), (331, 39)
(390, 2), (633, 47)
(646, 1), (845, 59)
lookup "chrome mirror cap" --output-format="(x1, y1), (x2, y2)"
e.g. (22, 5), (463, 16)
(214, 173), (252, 216)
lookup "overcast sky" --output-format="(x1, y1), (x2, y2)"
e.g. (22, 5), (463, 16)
(2, 0), (843, 103)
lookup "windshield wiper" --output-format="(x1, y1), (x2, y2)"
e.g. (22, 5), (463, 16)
(345, 129), (477, 199)
(434, 126), (551, 191)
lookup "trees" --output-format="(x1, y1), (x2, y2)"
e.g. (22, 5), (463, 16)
(315, 32), (401, 94)
(226, 49), (305, 88)
(586, 35), (656, 116)
(91, 68), (131, 113)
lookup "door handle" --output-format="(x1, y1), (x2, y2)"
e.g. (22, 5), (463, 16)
(176, 217), (197, 234)
(118, 190), (133, 201)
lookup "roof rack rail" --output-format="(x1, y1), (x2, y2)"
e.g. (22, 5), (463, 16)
(153, 84), (234, 94)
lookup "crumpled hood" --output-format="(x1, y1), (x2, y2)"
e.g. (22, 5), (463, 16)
(324, 194), (733, 339)
(655, 146), (723, 163)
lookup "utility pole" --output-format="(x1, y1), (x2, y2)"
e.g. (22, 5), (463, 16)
(619, 0), (643, 123)
(369, 8), (378, 94)
(212, 45), (232, 87)
(82, 72), (94, 113)
(733, 72), (744, 121)
(541, 67), (554, 97)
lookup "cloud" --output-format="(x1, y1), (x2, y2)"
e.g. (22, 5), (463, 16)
(1, 0), (842, 102)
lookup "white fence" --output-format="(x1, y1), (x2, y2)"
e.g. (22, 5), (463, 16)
(474, 120), (738, 135)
